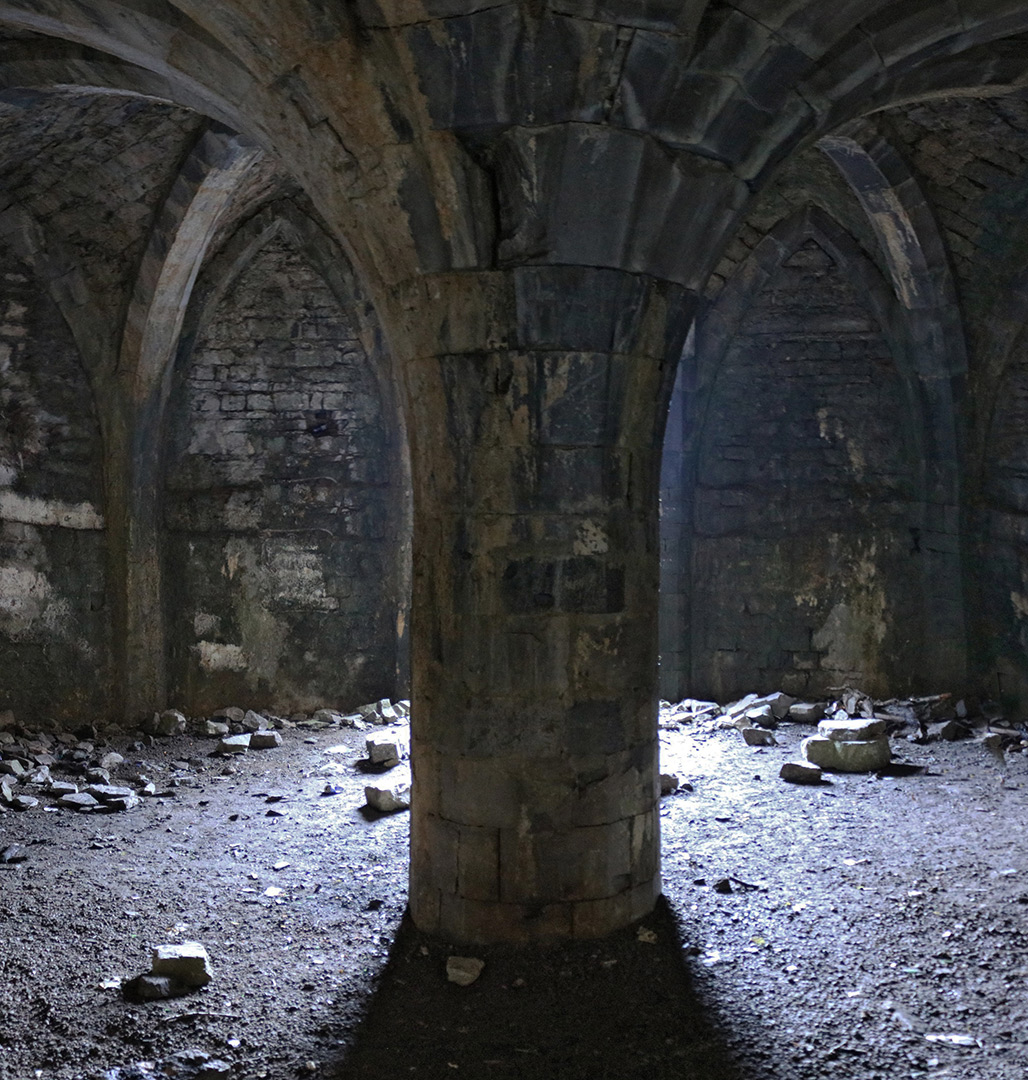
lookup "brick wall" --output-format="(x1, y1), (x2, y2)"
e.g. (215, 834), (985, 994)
(675, 236), (923, 700)
(164, 231), (405, 714)
(0, 245), (110, 721)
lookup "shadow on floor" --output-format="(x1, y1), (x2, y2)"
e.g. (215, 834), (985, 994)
(324, 896), (743, 1080)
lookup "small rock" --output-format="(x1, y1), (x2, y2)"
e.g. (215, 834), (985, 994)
(779, 761), (823, 785)
(11, 795), (38, 811)
(213, 706), (245, 724)
(742, 726), (777, 747)
(48, 780), (79, 796)
(219, 734), (251, 755)
(205, 720), (230, 737)
(86, 784), (136, 803)
(0, 760), (26, 778)
(802, 735), (891, 772)
(100, 752), (125, 771)
(713, 878), (733, 894)
(27, 766), (52, 785)
(153, 710), (188, 737)
(765, 691), (796, 720)
(659, 773), (680, 795)
(250, 730), (283, 750)
(151, 942), (213, 987)
(744, 704), (776, 729)
(928, 719), (962, 742)
(365, 770), (412, 813)
(59, 792), (101, 810)
(365, 730), (409, 766)
(241, 710), (269, 733)
(84, 767), (110, 784)
(788, 702), (826, 723)
(139, 782), (157, 797)
(0, 843), (27, 862)
(446, 956), (485, 986)
(817, 717), (887, 742)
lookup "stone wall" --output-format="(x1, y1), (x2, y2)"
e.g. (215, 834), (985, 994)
(0, 244), (110, 721)
(163, 230), (406, 715)
(664, 231), (924, 702)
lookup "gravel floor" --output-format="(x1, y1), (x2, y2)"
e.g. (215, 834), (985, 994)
(0, 712), (1025, 1080)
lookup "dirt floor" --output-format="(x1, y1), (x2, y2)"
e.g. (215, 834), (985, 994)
(0, 704), (1026, 1080)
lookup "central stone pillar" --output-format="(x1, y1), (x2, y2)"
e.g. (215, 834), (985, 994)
(401, 266), (689, 943)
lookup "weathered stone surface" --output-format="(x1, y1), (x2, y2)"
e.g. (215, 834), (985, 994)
(0, 760), (26, 778)
(213, 707), (245, 724)
(446, 956), (485, 986)
(145, 710), (188, 737)
(86, 784), (136, 802)
(250, 730), (283, 749)
(818, 717), (887, 742)
(151, 943), (213, 987)
(744, 704), (776, 728)
(205, 720), (230, 737)
(241, 710), (268, 732)
(659, 772), (680, 795)
(59, 792), (101, 810)
(366, 729), (409, 765)
(219, 734), (251, 754)
(11, 795), (38, 811)
(788, 702), (826, 723)
(802, 735), (891, 772)
(365, 770), (412, 813)
(779, 761), (823, 785)
(47, 780), (79, 796)
(742, 726), (778, 746)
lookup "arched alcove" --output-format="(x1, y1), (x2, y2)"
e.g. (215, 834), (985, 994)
(162, 222), (408, 715)
(0, 240), (110, 720)
(663, 208), (931, 701)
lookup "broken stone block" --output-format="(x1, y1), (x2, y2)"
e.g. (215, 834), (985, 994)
(365, 770), (411, 813)
(764, 692), (796, 719)
(100, 752), (124, 771)
(366, 729), (409, 766)
(0, 760), (26, 778)
(151, 942), (213, 987)
(86, 784), (136, 803)
(59, 792), (101, 811)
(11, 795), (38, 811)
(145, 710), (187, 737)
(213, 706), (245, 725)
(446, 956), (484, 986)
(802, 735), (891, 773)
(219, 734), (251, 755)
(659, 773), (680, 795)
(789, 702), (825, 723)
(818, 717), (886, 741)
(241, 710), (269, 732)
(779, 761), (823, 785)
(47, 780), (78, 797)
(250, 730), (283, 749)
(205, 720), (230, 737)
(742, 726), (777, 747)
(928, 719), (962, 741)
(744, 704), (776, 729)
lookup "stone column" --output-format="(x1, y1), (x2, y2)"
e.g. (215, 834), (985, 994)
(400, 265), (689, 943)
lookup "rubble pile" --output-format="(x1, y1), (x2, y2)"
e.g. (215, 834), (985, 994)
(659, 687), (1028, 780)
(0, 698), (412, 817)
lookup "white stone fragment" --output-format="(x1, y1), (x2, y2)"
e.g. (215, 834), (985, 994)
(802, 735), (891, 773)
(151, 942), (213, 987)
(788, 702), (825, 723)
(446, 956), (485, 986)
(364, 769), (412, 813)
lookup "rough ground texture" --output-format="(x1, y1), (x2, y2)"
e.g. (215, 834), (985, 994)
(1, 713), (1025, 1080)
